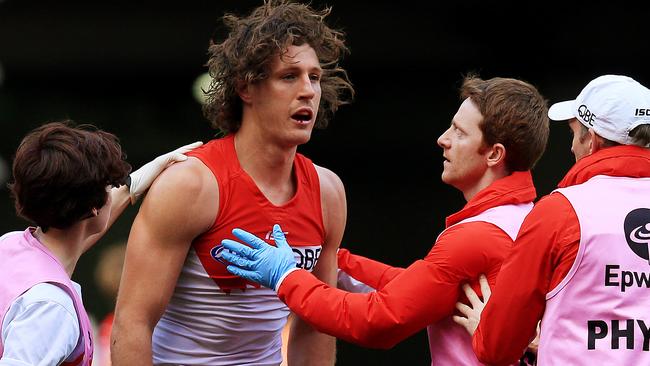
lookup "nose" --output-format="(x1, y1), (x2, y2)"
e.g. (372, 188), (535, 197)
(298, 75), (317, 100)
(437, 128), (451, 149)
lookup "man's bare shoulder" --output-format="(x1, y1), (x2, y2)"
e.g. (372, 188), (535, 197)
(149, 157), (215, 194)
(139, 157), (219, 234)
(313, 164), (346, 249)
(314, 164), (344, 197)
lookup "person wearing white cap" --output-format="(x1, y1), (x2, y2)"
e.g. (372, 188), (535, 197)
(454, 74), (650, 365)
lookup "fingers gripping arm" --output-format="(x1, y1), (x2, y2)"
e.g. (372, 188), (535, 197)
(452, 274), (492, 336)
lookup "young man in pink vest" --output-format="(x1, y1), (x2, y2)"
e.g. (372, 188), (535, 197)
(219, 75), (549, 365)
(0, 121), (199, 365)
(457, 75), (650, 365)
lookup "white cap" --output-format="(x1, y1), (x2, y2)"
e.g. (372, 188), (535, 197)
(548, 75), (650, 145)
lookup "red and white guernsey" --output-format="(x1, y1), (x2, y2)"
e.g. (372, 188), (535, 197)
(540, 175), (650, 365)
(0, 229), (93, 366)
(428, 202), (533, 366)
(153, 135), (325, 365)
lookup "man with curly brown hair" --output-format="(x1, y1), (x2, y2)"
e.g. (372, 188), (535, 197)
(111, 1), (353, 365)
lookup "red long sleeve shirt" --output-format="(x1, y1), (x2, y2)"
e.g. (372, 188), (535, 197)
(336, 247), (404, 290)
(473, 146), (650, 365)
(277, 171), (536, 349)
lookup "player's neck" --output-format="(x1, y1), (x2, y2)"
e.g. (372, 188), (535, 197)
(461, 167), (509, 202)
(233, 130), (297, 204)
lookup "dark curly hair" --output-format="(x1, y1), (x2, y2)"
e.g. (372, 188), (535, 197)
(203, 0), (354, 133)
(8, 121), (132, 231)
(460, 75), (549, 172)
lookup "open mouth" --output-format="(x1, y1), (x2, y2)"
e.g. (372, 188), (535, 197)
(291, 109), (313, 124)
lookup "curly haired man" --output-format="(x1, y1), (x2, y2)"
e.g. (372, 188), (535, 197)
(111, 1), (354, 365)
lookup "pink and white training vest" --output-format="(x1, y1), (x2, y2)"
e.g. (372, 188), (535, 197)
(0, 229), (93, 366)
(540, 175), (650, 365)
(428, 202), (533, 366)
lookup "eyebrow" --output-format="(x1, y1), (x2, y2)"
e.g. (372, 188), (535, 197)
(275, 64), (322, 74)
(451, 120), (466, 133)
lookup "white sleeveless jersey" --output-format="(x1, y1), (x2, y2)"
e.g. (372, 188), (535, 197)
(155, 137), (326, 365)
(152, 248), (289, 366)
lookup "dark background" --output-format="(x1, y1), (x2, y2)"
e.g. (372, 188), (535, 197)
(1, 1), (649, 364)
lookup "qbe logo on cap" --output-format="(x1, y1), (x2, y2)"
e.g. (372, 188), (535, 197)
(577, 104), (596, 126)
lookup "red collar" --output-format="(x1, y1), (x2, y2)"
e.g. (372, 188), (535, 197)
(558, 146), (650, 188)
(446, 171), (537, 227)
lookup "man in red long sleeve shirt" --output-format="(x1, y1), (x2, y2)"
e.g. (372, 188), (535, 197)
(220, 75), (549, 365)
(459, 75), (650, 365)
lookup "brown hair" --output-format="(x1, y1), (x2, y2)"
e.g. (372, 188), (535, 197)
(8, 121), (131, 231)
(630, 124), (650, 147)
(203, 0), (354, 133)
(460, 75), (549, 172)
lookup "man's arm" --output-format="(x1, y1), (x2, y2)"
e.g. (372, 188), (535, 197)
(224, 221), (507, 349)
(472, 194), (580, 365)
(287, 166), (344, 366)
(337, 248), (405, 290)
(110, 158), (217, 366)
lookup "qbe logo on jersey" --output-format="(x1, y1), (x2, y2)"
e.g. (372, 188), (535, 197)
(263, 229), (322, 272)
(290, 245), (322, 272)
(210, 231), (322, 271)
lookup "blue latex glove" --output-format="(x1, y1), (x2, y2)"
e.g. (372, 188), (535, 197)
(221, 224), (297, 290)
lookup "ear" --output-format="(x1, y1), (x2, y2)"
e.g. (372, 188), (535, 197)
(237, 80), (253, 104)
(92, 208), (99, 217)
(588, 128), (602, 154)
(486, 143), (506, 168)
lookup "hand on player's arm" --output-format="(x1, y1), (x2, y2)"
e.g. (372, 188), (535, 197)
(83, 141), (202, 251)
(454, 276), (543, 365)
(452, 274), (491, 336)
(127, 141), (203, 204)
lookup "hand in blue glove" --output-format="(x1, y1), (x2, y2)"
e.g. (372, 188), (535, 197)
(221, 224), (297, 291)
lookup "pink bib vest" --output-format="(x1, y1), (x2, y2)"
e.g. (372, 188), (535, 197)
(428, 202), (533, 365)
(540, 176), (650, 365)
(0, 229), (93, 366)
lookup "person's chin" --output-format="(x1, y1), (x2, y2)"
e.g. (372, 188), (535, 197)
(440, 173), (452, 185)
(288, 130), (313, 146)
